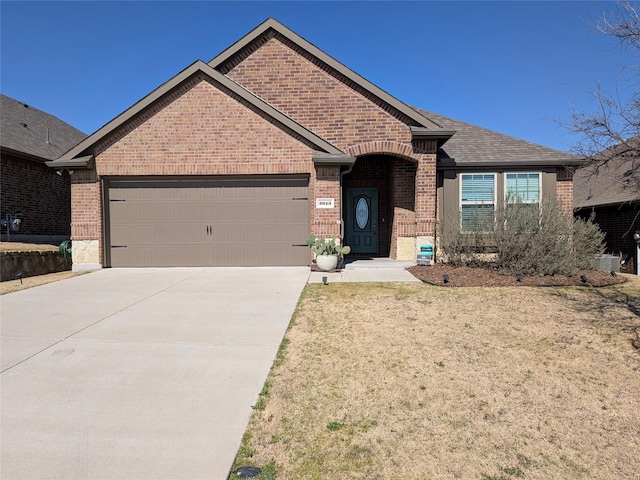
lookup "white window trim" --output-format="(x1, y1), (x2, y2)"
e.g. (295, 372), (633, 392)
(459, 173), (497, 231)
(504, 171), (541, 204)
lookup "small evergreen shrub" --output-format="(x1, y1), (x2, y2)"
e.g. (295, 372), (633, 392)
(438, 195), (605, 276)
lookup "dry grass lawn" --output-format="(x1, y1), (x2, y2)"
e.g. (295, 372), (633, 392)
(232, 278), (640, 480)
(0, 271), (80, 295)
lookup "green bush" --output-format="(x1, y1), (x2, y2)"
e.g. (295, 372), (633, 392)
(494, 196), (577, 275)
(438, 195), (605, 276)
(438, 217), (476, 266)
(573, 211), (606, 270)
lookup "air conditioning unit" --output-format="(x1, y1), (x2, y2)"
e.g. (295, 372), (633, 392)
(593, 254), (620, 273)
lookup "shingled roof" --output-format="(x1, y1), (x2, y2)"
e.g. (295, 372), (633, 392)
(574, 138), (640, 209)
(0, 94), (86, 162)
(414, 107), (580, 168)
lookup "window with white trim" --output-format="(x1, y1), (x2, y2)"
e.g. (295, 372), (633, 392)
(460, 173), (496, 231)
(505, 172), (540, 203)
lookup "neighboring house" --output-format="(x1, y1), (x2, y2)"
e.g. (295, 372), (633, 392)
(1, 94), (87, 242)
(574, 149), (640, 274)
(47, 18), (579, 270)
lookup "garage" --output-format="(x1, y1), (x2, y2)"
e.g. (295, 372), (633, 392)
(105, 175), (310, 267)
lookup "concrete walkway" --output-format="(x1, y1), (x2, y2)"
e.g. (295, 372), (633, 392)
(1, 267), (309, 480)
(308, 257), (420, 283)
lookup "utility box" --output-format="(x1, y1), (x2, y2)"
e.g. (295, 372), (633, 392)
(417, 244), (433, 266)
(593, 254), (620, 273)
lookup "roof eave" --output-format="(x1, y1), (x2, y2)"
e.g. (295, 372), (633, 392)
(438, 158), (584, 170)
(46, 155), (95, 170)
(575, 198), (640, 210)
(0, 146), (48, 164)
(312, 152), (356, 167)
(411, 126), (456, 147)
(57, 59), (345, 162)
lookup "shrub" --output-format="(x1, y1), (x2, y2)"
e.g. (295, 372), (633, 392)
(438, 216), (475, 266)
(439, 195), (605, 276)
(573, 211), (606, 269)
(494, 196), (577, 275)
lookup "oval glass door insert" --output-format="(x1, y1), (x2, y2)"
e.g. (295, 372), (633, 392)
(355, 197), (369, 229)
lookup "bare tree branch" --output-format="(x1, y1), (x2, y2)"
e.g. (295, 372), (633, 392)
(558, 1), (640, 197)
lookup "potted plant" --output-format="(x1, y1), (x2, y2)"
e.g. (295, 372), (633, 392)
(306, 234), (351, 271)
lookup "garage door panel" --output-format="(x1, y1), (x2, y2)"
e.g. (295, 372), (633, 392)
(111, 245), (215, 268)
(107, 176), (310, 267)
(208, 245), (308, 267)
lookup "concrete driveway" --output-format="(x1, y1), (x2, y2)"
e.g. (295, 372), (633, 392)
(1, 267), (309, 480)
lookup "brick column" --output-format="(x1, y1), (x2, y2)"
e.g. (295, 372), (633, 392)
(70, 170), (102, 270)
(415, 152), (437, 237)
(412, 140), (438, 260)
(311, 165), (341, 238)
(556, 168), (574, 213)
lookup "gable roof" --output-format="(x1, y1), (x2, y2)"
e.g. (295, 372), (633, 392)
(209, 17), (452, 139)
(415, 108), (581, 169)
(0, 94), (86, 162)
(574, 138), (640, 209)
(49, 60), (353, 168)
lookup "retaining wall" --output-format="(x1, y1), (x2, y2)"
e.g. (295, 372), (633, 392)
(1, 250), (71, 282)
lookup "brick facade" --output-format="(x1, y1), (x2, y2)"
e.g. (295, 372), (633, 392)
(1, 153), (70, 236)
(63, 20), (574, 268)
(75, 78), (332, 264)
(343, 156), (392, 255)
(556, 169), (574, 212)
(223, 35), (412, 150)
(72, 36), (435, 264)
(577, 203), (639, 274)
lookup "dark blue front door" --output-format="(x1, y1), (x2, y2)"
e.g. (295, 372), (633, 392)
(346, 188), (378, 254)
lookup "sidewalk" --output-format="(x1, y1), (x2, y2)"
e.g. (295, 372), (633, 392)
(307, 257), (420, 283)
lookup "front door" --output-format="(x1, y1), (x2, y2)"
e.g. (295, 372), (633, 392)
(346, 188), (378, 254)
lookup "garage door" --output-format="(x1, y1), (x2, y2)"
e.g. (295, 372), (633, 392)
(106, 176), (310, 267)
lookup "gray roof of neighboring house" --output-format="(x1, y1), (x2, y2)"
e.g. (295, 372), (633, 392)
(0, 94), (87, 162)
(414, 108), (580, 168)
(574, 144), (640, 209)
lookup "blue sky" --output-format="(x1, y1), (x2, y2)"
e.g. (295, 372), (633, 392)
(0, 1), (633, 152)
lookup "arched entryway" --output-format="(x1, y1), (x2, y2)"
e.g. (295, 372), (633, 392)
(342, 154), (417, 258)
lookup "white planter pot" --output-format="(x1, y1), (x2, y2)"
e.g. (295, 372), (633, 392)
(316, 254), (339, 271)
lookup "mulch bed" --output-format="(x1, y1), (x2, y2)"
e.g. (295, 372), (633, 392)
(407, 263), (628, 288)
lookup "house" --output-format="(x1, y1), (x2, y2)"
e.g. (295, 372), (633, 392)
(1, 94), (87, 243)
(574, 146), (640, 274)
(416, 110), (578, 237)
(47, 18), (579, 270)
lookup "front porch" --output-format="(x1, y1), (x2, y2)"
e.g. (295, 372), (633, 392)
(341, 154), (420, 260)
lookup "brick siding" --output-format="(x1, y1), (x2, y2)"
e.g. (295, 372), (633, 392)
(79, 79), (334, 263)
(225, 35), (412, 151)
(225, 36), (438, 257)
(76, 40), (435, 263)
(1, 153), (70, 236)
(577, 203), (639, 274)
(556, 169), (574, 212)
(343, 156), (391, 255)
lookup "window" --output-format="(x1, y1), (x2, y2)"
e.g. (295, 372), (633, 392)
(504, 172), (541, 224)
(460, 173), (495, 231)
(505, 173), (540, 203)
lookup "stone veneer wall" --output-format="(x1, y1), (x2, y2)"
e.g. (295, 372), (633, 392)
(1, 250), (71, 282)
